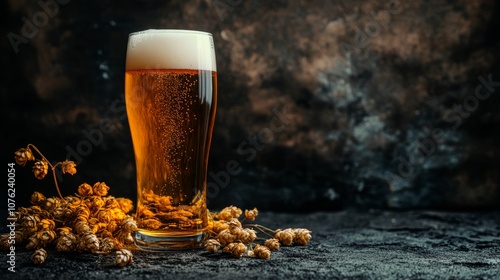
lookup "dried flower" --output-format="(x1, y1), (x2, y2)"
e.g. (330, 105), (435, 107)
(93, 182), (109, 196)
(293, 228), (312, 245)
(39, 230), (57, 246)
(77, 183), (93, 197)
(14, 147), (36, 166)
(30, 191), (46, 205)
(32, 248), (47, 265)
(80, 232), (99, 253)
(244, 207), (259, 221)
(38, 219), (55, 231)
(218, 229), (236, 245)
(99, 237), (116, 254)
(26, 235), (41, 250)
(61, 160), (77, 175)
(115, 249), (133, 267)
(212, 220), (230, 233)
(43, 197), (60, 211)
(275, 228), (294, 246)
(264, 238), (280, 250)
(216, 206), (242, 221)
(56, 233), (76, 252)
(116, 198), (134, 213)
(21, 215), (40, 233)
(205, 239), (221, 253)
(223, 242), (247, 258)
(239, 228), (257, 243)
(252, 244), (271, 259)
(32, 160), (49, 180)
(90, 196), (105, 209)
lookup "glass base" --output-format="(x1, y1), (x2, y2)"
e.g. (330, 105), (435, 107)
(134, 229), (206, 251)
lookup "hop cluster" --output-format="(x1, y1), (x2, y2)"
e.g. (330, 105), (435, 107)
(274, 228), (312, 246)
(205, 206), (312, 260)
(0, 185), (137, 266)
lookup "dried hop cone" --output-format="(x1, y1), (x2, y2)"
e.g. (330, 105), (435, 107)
(93, 182), (110, 196)
(205, 239), (221, 253)
(244, 207), (259, 221)
(264, 238), (280, 250)
(223, 242), (247, 258)
(77, 183), (93, 197)
(275, 228), (295, 246)
(251, 244), (271, 260)
(32, 159), (49, 180)
(115, 249), (133, 267)
(32, 248), (47, 265)
(61, 160), (77, 175)
(293, 228), (312, 245)
(14, 147), (35, 166)
(30, 191), (46, 205)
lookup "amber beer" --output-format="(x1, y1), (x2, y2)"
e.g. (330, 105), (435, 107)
(125, 30), (217, 250)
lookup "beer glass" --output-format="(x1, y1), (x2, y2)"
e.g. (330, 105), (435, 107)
(125, 30), (217, 250)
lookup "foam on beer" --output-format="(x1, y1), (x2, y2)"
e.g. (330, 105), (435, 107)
(126, 30), (216, 72)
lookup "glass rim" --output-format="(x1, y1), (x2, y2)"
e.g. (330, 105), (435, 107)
(129, 29), (213, 37)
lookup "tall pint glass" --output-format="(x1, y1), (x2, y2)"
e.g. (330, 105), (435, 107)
(125, 30), (217, 250)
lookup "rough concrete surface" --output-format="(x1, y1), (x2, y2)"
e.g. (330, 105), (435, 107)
(2, 210), (499, 279)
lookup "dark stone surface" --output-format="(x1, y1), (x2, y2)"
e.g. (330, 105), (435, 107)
(2, 210), (500, 279)
(2, 0), (500, 212)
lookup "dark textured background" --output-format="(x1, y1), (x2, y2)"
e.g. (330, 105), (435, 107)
(2, 0), (500, 213)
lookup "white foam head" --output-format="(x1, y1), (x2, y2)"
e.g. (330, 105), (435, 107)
(126, 29), (216, 71)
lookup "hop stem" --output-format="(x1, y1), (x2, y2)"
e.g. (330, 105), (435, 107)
(27, 144), (63, 199)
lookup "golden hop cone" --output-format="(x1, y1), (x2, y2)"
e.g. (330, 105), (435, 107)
(78, 183), (93, 196)
(216, 206), (242, 221)
(205, 239), (221, 253)
(116, 198), (134, 213)
(264, 238), (281, 250)
(293, 228), (312, 245)
(56, 233), (77, 252)
(274, 228), (294, 246)
(20, 215), (40, 233)
(120, 217), (138, 233)
(0, 234), (10, 251)
(80, 232), (99, 253)
(30, 191), (46, 205)
(105, 197), (119, 209)
(14, 147), (35, 166)
(115, 249), (133, 267)
(212, 220), (230, 233)
(32, 248), (47, 265)
(217, 229), (236, 245)
(93, 182), (110, 196)
(241, 228), (257, 243)
(26, 230), (56, 250)
(251, 244), (271, 260)
(244, 208), (259, 221)
(222, 242), (247, 258)
(61, 160), (77, 175)
(32, 159), (49, 180)
(42, 197), (60, 212)
(38, 219), (56, 231)
(99, 237), (116, 254)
